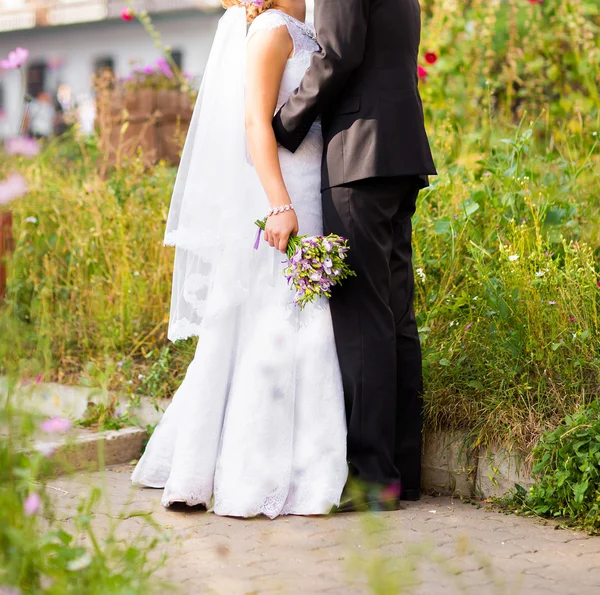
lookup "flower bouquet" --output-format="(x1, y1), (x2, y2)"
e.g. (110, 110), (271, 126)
(255, 219), (356, 309)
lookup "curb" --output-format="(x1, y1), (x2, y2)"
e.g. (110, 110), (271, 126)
(35, 427), (148, 471)
(422, 431), (534, 499)
(3, 377), (535, 496)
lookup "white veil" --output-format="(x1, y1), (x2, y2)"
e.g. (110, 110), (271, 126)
(165, 6), (264, 341)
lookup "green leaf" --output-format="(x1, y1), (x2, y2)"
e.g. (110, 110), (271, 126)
(461, 198), (480, 217)
(434, 218), (452, 235)
(467, 380), (484, 390)
(573, 481), (589, 504)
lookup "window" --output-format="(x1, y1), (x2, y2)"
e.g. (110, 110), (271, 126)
(27, 61), (46, 99)
(171, 49), (183, 71)
(94, 56), (114, 73)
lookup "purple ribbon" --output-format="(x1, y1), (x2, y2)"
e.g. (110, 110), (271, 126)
(254, 227), (262, 250)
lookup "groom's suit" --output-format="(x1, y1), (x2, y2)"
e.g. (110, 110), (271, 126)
(273, 0), (436, 493)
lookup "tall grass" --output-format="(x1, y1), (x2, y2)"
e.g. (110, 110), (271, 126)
(1, 0), (599, 448)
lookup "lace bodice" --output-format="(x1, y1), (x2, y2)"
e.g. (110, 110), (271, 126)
(248, 9), (319, 112)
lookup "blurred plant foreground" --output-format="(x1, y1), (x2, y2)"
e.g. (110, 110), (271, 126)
(1, 0), (599, 454)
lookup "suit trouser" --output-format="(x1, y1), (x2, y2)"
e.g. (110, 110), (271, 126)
(322, 176), (423, 490)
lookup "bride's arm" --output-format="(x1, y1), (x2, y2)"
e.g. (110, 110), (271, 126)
(246, 26), (299, 254)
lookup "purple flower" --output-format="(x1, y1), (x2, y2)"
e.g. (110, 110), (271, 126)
(0, 174), (27, 205)
(0, 47), (29, 70)
(0, 587), (21, 595)
(40, 416), (72, 434)
(5, 137), (40, 157)
(143, 65), (155, 75)
(23, 492), (41, 516)
(156, 57), (172, 78)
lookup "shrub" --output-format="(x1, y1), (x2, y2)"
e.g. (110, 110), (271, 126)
(522, 401), (600, 533)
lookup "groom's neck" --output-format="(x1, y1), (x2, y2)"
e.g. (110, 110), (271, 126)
(273, 0), (306, 23)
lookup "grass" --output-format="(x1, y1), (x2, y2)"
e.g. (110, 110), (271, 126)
(1, 0), (599, 448)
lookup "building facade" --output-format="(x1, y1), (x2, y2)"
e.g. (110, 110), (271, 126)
(0, 0), (223, 138)
(0, 0), (315, 140)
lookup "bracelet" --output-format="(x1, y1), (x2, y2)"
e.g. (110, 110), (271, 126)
(267, 204), (294, 217)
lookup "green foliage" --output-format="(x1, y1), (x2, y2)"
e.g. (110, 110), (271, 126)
(0, 2), (599, 450)
(417, 122), (600, 448)
(419, 0), (599, 127)
(0, 392), (168, 593)
(523, 402), (600, 532)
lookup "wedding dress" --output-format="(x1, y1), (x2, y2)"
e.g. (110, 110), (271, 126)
(131, 9), (348, 518)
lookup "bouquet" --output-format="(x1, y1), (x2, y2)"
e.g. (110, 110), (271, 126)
(255, 219), (356, 309)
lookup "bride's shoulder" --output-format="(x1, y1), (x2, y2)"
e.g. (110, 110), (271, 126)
(248, 9), (290, 37)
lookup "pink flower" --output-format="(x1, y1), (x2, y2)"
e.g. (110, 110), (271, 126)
(424, 52), (438, 65)
(597, 281), (600, 288)
(143, 65), (155, 75)
(465, 322), (473, 331)
(0, 47), (29, 70)
(548, 301), (557, 305)
(5, 137), (40, 158)
(121, 7), (135, 21)
(35, 374), (43, 384)
(569, 316), (576, 323)
(0, 174), (28, 205)
(23, 492), (41, 516)
(418, 65), (428, 80)
(0, 587), (20, 595)
(40, 416), (72, 434)
(527, 0), (542, 4)
(156, 57), (172, 78)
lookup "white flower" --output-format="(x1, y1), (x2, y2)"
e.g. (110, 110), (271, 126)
(416, 267), (426, 283)
(67, 553), (92, 571)
(25, 216), (37, 224)
(535, 270), (546, 277)
(508, 254), (519, 262)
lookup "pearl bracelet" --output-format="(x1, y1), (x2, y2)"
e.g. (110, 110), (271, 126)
(267, 204), (295, 217)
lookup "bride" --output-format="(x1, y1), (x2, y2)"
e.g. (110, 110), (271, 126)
(131, 0), (348, 518)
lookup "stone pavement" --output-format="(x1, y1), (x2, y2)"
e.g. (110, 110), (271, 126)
(49, 465), (600, 595)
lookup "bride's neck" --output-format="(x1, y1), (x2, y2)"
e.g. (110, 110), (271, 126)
(273, 0), (306, 23)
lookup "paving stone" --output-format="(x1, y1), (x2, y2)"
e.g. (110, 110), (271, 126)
(45, 465), (600, 595)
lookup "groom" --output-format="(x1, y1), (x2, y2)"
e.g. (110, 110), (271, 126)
(274, 0), (436, 507)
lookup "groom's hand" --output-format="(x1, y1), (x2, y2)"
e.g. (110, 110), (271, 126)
(264, 210), (299, 253)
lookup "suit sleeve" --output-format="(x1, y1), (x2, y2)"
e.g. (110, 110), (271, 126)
(273, 0), (369, 153)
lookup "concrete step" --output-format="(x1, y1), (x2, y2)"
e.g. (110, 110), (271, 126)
(2, 377), (534, 497)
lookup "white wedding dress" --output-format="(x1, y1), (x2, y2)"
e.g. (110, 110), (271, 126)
(131, 10), (348, 519)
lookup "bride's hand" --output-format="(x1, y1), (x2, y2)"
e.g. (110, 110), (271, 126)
(264, 210), (299, 253)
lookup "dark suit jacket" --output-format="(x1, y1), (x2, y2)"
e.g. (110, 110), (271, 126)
(273, 0), (437, 190)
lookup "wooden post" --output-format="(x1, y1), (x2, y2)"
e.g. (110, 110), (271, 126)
(0, 211), (14, 302)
